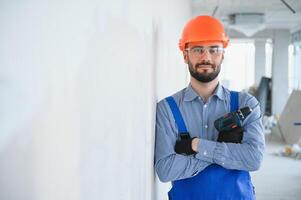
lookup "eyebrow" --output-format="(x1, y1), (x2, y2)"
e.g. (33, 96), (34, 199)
(191, 45), (222, 48)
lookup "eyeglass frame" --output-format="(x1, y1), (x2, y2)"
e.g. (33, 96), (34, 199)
(185, 46), (224, 57)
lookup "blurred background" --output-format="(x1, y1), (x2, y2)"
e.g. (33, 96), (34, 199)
(0, 0), (301, 200)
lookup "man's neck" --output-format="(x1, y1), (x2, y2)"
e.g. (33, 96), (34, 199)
(190, 77), (219, 102)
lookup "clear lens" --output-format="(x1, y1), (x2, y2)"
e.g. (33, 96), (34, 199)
(187, 46), (223, 56)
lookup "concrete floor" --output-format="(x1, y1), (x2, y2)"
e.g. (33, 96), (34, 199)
(251, 131), (301, 200)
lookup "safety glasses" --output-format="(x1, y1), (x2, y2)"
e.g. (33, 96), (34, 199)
(185, 46), (224, 56)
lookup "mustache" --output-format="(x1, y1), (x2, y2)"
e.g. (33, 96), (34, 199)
(195, 62), (214, 68)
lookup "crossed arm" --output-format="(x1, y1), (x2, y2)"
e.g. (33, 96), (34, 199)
(154, 99), (265, 183)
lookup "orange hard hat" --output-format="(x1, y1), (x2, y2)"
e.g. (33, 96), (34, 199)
(179, 15), (229, 51)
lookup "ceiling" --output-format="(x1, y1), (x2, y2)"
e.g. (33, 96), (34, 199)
(191, 0), (301, 36)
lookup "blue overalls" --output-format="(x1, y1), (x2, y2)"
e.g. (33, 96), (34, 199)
(166, 91), (255, 200)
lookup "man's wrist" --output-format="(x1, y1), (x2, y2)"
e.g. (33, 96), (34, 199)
(191, 138), (200, 152)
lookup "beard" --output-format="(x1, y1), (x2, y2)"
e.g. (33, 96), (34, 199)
(188, 60), (221, 83)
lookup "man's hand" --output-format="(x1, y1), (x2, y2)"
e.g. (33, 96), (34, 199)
(175, 137), (199, 155)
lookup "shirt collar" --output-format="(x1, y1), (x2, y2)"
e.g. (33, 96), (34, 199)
(183, 84), (199, 101)
(183, 82), (226, 102)
(213, 83), (226, 100)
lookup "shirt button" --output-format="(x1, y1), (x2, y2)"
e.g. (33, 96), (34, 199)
(205, 125), (208, 129)
(203, 151), (207, 155)
(222, 162), (225, 165)
(204, 104), (207, 108)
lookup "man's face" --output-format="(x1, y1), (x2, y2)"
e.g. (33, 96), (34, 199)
(184, 42), (224, 83)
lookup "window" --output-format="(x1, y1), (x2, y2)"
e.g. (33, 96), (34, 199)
(265, 40), (273, 78)
(288, 43), (301, 93)
(220, 39), (255, 91)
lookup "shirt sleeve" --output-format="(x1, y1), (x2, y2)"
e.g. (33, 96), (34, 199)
(154, 100), (211, 183)
(195, 95), (265, 171)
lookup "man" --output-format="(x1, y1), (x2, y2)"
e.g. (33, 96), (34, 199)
(155, 15), (265, 200)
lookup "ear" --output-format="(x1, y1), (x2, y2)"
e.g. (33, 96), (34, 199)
(183, 51), (188, 64)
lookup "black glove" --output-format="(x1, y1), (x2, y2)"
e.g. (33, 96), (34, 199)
(217, 127), (243, 143)
(175, 137), (197, 155)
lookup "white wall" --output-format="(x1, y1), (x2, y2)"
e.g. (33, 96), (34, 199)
(0, 1), (190, 200)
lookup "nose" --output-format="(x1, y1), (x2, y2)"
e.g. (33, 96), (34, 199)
(198, 50), (212, 63)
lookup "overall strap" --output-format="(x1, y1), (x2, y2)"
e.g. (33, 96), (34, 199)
(230, 91), (239, 112)
(165, 96), (188, 136)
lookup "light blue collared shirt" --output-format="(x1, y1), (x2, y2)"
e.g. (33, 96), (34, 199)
(155, 83), (265, 182)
